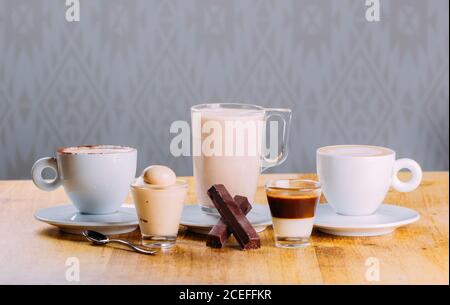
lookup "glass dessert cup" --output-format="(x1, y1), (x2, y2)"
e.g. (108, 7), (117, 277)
(131, 179), (188, 248)
(265, 179), (322, 248)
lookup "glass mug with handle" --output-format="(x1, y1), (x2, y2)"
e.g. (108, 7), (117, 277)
(191, 103), (292, 214)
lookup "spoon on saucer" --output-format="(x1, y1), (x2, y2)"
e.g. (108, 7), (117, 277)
(82, 230), (156, 255)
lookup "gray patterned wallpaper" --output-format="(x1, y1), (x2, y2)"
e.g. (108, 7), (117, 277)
(0, 0), (448, 179)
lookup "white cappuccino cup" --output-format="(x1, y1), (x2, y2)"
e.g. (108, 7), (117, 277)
(32, 145), (137, 215)
(317, 145), (422, 216)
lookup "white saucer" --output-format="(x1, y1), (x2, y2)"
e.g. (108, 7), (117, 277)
(180, 204), (272, 234)
(34, 204), (139, 235)
(314, 203), (420, 236)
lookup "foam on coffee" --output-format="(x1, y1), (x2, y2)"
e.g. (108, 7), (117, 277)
(318, 145), (393, 157)
(58, 145), (135, 155)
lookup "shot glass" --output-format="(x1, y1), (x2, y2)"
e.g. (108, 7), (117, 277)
(131, 179), (188, 248)
(265, 179), (321, 248)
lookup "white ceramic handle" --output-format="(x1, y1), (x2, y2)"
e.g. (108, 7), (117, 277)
(391, 158), (422, 193)
(31, 157), (62, 191)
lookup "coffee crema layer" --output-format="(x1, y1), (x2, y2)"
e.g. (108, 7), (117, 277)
(58, 145), (135, 155)
(266, 194), (319, 219)
(318, 145), (393, 157)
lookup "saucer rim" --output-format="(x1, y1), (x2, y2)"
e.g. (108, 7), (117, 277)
(180, 203), (272, 228)
(314, 203), (420, 230)
(34, 204), (139, 227)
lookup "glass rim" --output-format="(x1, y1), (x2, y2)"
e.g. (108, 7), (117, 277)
(191, 103), (265, 112)
(130, 178), (188, 190)
(265, 179), (321, 191)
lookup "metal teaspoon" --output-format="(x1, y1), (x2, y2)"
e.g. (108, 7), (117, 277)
(82, 230), (156, 255)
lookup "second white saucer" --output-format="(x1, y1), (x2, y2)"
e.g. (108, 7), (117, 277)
(34, 204), (139, 235)
(180, 204), (272, 234)
(314, 203), (420, 236)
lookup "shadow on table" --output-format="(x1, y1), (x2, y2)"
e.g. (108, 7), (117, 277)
(36, 227), (147, 254)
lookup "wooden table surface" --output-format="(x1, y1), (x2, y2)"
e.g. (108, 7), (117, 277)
(0, 172), (448, 284)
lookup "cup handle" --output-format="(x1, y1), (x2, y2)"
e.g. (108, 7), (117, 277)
(391, 158), (422, 192)
(31, 157), (62, 191)
(261, 108), (292, 171)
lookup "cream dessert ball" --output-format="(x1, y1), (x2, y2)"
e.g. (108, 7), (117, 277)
(142, 165), (176, 186)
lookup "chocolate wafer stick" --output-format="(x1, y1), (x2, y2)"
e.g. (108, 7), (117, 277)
(206, 195), (252, 248)
(207, 185), (260, 250)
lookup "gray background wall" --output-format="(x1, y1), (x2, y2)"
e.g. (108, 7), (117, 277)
(0, 0), (448, 179)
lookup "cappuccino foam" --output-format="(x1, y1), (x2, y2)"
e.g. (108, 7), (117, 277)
(59, 145), (135, 155)
(318, 145), (393, 157)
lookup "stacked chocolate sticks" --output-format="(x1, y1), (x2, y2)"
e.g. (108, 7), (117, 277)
(206, 184), (261, 250)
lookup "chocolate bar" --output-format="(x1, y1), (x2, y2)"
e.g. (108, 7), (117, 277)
(207, 185), (261, 250)
(206, 195), (252, 248)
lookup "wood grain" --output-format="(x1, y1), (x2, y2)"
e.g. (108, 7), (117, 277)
(0, 172), (448, 284)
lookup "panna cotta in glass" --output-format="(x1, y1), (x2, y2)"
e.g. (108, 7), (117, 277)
(131, 165), (187, 248)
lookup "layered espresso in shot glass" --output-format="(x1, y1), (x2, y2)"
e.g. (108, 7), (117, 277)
(265, 179), (321, 248)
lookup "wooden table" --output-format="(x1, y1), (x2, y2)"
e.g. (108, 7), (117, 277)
(0, 172), (448, 284)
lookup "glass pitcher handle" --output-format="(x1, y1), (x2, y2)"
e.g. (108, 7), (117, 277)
(261, 108), (292, 171)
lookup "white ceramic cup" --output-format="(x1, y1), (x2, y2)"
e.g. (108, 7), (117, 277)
(317, 145), (422, 216)
(31, 145), (137, 215)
